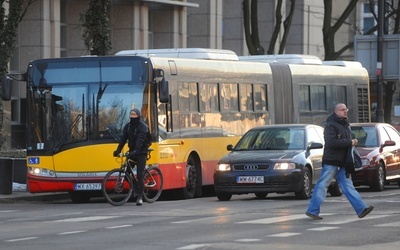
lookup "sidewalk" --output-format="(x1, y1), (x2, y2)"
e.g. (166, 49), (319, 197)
(0, 183), (70, 203)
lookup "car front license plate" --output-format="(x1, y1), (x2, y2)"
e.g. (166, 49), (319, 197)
(74, 183), (102, 190)
(237, 176), (264, 183)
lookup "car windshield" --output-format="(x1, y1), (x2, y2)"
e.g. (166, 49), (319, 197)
(234, 127), (305, 150)
(351, 126), (378, 147)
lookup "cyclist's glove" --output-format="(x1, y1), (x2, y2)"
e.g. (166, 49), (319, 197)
(113, 150), (120, 157)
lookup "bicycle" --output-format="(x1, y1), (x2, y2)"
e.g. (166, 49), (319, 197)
(102, 149), (163, 206)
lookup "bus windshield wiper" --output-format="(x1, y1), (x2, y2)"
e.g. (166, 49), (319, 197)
(54, 114), (84, 152)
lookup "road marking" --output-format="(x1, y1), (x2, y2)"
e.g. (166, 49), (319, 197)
(375, 221), (400, 227)
(5, 237), (38, 242)
(106, 225), (133, 229)
(235, 238), (262, 242)
(172, 216), (219, 224)
(308, 226), (339, 231)
(321, 215), (389, 225)
(53, 215), (119, 222)
(267, 232), (301, 237)
(177, 244), (212, 249)
(0, 210), (19, 213)
(237, 214), (334, 224)
(57, 230), (87, 235)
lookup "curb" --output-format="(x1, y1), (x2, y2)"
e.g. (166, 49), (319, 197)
(0, 192), (70, 203)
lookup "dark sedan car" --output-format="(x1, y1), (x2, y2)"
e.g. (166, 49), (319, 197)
(214, 124), (341, 201)
(351, 123), (400, 191)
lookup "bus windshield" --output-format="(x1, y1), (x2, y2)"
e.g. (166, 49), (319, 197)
(26, 57), (150, 151)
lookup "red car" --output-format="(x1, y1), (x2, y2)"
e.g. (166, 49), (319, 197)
(351, 123), (400, 191)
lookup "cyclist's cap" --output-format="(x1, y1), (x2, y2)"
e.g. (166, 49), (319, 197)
(130, 108), (141, 117)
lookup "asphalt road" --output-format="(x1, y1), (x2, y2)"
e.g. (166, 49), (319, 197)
(1, 185), (400, 250)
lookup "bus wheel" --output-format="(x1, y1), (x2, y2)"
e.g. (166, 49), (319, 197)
(183, 155), (197, 199)
(69, 191), (91, 203)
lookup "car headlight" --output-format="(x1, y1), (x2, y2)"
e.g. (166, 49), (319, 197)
(273, 163), (295, 170)
(216, 163), (231, 171)
(361, 159), (369, 166)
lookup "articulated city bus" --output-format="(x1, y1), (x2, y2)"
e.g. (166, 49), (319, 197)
(1, 48), (370, 202)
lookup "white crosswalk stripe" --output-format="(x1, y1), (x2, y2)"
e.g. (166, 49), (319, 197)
(236, 213), (334, 224)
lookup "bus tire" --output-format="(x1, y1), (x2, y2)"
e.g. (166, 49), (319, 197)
(216, 193), (232, 201)
(69, 191), (91, 203)
(182, 155), (200, 199)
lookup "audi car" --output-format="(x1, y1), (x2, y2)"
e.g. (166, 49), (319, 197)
(213, 124), (341, 201)
(351, 123), (400, 191)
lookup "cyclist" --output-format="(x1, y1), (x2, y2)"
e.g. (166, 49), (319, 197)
(113, 108), (149, 206)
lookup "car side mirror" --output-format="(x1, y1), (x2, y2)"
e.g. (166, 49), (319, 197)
(380, 140), (396, 152)
(308, 142), (323, 150)
(227, 144), (234, 151)
(383, 140), (396, 147)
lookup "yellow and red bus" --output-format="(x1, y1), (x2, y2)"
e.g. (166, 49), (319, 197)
(2, 48), (370, 202)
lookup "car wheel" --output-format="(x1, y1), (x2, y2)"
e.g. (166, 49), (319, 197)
(371, 163), (385, 191)
(328, 181), (342, 197)
(295, 168), (312, 199)
(216, 193), (232, 201)
(255, 192), (268, 199)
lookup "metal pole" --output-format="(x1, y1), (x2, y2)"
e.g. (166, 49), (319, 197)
(376, 0), (384, 122)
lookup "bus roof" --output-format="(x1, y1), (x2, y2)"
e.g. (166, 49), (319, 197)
(116, 48), (239, 61)
(239, 54), (323, 65)
(322, 60), (364, 68)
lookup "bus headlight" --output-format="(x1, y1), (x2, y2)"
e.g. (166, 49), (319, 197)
(28, 166), (55, 177)
(273, 163), (295, 170)
(216, 163), (231, 171)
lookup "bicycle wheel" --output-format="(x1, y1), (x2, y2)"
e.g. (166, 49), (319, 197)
(142, 166), (163, 203)
(102, 168), (134, 206)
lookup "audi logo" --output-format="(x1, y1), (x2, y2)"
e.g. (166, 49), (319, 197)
(243, 164), (259, 170)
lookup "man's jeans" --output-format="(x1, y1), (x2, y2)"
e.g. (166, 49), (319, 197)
(306, 164), (368, 216)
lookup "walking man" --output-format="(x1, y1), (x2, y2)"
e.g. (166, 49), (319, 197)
(306, 103), (374, 220)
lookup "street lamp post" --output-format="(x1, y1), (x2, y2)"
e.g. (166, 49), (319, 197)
(376, 0), (384, 122)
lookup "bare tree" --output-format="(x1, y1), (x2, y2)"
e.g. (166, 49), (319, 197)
(243, 0), (296, 55)
(322, 0), (359, 60)
(243, 0), (264, 55)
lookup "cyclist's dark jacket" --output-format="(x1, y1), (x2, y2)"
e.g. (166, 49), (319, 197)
(322, 112), (353, 167)
(116, 119), (148, 155)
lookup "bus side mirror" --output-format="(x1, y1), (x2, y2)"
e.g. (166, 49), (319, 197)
(159, 78), (169, 103)
(1, 75), (12, 101)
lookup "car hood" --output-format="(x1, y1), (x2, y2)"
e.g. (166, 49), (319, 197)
(356, 147), (375, 157)
(218, 150), (302, 164)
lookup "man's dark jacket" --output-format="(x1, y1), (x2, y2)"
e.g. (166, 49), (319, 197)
(323, 112), (353, 167)
(116, 120), (149, 155)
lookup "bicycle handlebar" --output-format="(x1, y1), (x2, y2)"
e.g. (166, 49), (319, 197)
(115, 148), (154, 158)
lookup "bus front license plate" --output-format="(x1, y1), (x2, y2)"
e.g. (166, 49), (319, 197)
(237, 176), (264, 183)
(74, 183), (102, 190)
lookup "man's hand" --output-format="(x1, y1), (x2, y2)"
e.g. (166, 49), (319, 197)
(113, 150), (121, 157)
(351, 139), (358, 146)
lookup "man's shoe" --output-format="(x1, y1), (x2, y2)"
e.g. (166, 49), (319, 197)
(306, 212), (323, 220)
(358, 205), (374, 218)
(136, 197), (143, 206)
